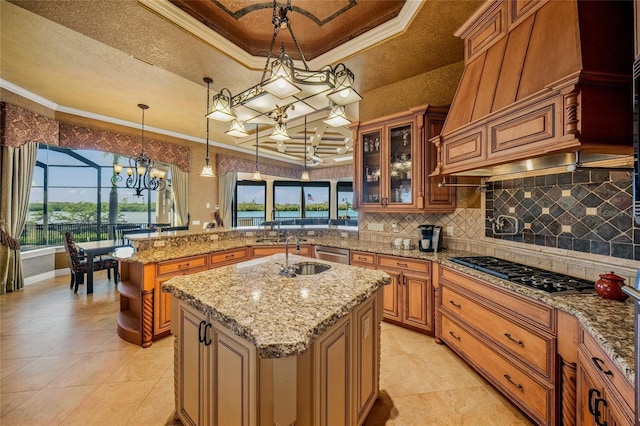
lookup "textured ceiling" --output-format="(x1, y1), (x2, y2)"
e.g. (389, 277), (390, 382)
(1, 0), (482, 167)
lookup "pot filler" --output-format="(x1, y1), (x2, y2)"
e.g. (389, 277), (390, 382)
(448, 256), (595, 294)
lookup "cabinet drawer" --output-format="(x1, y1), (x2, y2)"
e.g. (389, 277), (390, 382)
(439, 266), (555, 332)
(579, 327), (634, 410)
(210, 248), (249, 267)
(441, 285), (554, 380)
(441, 314), (552, 425)
(157, 255), (208, 276)
(378, 255), (429, 273)
(350, 251), (376, 268)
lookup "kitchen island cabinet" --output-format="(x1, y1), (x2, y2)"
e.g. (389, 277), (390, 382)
(164, 254), (390, 426)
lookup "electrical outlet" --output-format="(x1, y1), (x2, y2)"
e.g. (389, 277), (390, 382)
(368, 222), (384, 232)
(153, 240), (165, 247)
(446, 226), (454, 236)
(206, 202), (210, 208)
(192, 220), (200, 225)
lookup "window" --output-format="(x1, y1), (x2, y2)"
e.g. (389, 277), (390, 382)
(22, 145), (171, 248)
(273, 181), (330, 222)
(337, 182), (357, 219)
(234, 180), (266, 227)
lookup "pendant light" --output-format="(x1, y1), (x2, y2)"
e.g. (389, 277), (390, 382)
(301, 116), (310, 181)
(252, 124), (262, 181)
(200, 77), (216, 177)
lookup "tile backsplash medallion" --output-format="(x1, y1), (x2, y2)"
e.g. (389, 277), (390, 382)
(485, 170), (637, 261)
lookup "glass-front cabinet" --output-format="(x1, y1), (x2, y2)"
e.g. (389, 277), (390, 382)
(354, 105), (455, 213)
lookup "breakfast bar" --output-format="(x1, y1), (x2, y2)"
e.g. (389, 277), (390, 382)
(162, 253), (391, 426)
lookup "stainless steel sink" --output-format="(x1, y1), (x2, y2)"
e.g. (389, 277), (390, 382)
(292, 261), (331, 275)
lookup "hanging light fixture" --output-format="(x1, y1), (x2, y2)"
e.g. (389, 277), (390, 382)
(206, 0), (360, 144)
(225, 119), (249, 138)
(252, 124), (262, 181)
(200, 78), (216, 177)
(112, 104), (167, 197)
(301, 116), (310, 181)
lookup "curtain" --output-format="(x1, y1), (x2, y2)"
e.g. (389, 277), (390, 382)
(0, 142), (38, 293)
(219, 172), (237, 228)
(170, 165), (189, 226)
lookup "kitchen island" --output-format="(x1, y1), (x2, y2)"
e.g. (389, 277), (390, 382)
(162, 253), (391, 426)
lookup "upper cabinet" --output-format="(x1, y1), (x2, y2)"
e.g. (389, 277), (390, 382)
(354, 105), (454, 213)
(433, 0), (634, 175)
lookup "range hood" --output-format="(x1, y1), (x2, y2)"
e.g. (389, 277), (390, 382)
(432, 0), (634, 177)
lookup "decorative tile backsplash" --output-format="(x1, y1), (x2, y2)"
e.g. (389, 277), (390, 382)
(485, 170), (636, 260)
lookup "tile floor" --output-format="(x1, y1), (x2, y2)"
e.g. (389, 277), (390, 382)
(1, 273), (533, 425)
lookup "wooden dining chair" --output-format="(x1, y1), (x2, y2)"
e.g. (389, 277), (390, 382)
(63, 232), (119, 293)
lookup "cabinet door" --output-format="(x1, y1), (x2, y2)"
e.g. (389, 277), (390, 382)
(387, 121), (415, 208)
(353, 295), (379, 425)
(359, 127), (383, 207)
(314, 314), (351, 426)
(402, 271), (432, 332)
(578, 351), (606, 426)
(176, 302), (209, 426)
(381, 270), (401, 322)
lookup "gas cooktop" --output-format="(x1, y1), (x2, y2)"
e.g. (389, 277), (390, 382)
(448, 256), (595, 294)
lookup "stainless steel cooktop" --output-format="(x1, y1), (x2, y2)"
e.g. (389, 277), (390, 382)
(448, 256), (595, 294)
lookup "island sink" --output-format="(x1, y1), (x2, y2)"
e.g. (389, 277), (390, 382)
(292, 261), (331, 275)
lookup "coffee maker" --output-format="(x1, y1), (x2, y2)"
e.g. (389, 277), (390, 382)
(418, 225), (443, 252)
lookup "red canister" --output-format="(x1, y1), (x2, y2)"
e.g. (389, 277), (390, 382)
(594, 271), (629, 301)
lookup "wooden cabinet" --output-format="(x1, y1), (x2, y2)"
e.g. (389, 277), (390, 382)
(349, 251), (376, 269)
(577, 327), (634, 426)
(173, 298), (257, 426)
(155, 255), (209, 338)
(118, 249), (250, 347)
(434, 264), (556, 425)
(377, 255), (433, 334)
(353, 105), (454, 213)
(250, 244), (312, 258)
(172, 290), (383, 426)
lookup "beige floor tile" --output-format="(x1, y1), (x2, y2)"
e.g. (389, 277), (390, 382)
(59, 379), (158, 425)
(106, 346), (174, 382)
(1, 385), (97, 426)
(0, 390), (37, 418)
(43, 350), (137, 388)
(130, 377), (180, 425)
(43, 330), (121, 356)
(1, 353), (84, 393)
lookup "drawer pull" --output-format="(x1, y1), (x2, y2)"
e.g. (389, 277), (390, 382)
(503, 374), (523, 390)
(358, 256), (367, 261)
(177, 263), (190, 269)
(225, 254), (235, 259)
(448, 331), (461, 341)
(504, 333), (524, 346)
(449, 300), (461, 308)
(396, 262), (408, 268)
(588, 388), (608, 426)
(591, 357), (613, 376)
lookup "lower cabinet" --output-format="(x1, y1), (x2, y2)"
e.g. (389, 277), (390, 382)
(577, 326), (634, 426)
(172, 290), (383, 426)
(434, 264), (556, 425)
(173, 298), (257, 426)
(250, 244), (312, 258)
(377, 255), (433, 334)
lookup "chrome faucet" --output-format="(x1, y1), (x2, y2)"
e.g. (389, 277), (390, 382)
(278, 235), (301, 277)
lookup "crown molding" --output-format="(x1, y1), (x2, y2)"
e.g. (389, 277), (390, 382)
(138, 0), (424, 69)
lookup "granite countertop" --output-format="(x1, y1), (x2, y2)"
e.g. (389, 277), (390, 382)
(162, 253), (391, 359)
(119, 231), (634, 385)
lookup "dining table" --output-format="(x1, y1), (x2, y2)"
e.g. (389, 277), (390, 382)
(76, 240), (128, 294)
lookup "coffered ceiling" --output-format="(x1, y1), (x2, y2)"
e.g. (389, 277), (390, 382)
(1, 0), (482, 168)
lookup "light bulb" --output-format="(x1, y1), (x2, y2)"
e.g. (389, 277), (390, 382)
(339, 88), (350, 98)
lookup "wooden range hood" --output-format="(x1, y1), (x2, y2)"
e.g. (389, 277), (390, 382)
(432, 0), (633, 176)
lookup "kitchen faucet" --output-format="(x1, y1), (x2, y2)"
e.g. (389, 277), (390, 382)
(277, 235), (301, 277)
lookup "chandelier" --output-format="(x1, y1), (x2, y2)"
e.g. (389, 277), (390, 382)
(206, 0), (361, 142)
(112, 104), (167, 197)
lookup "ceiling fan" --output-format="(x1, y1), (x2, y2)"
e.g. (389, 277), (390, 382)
(305, 145), (324, 166)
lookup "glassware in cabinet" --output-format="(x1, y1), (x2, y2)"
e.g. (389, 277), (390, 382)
(361, 129), (382, 205)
